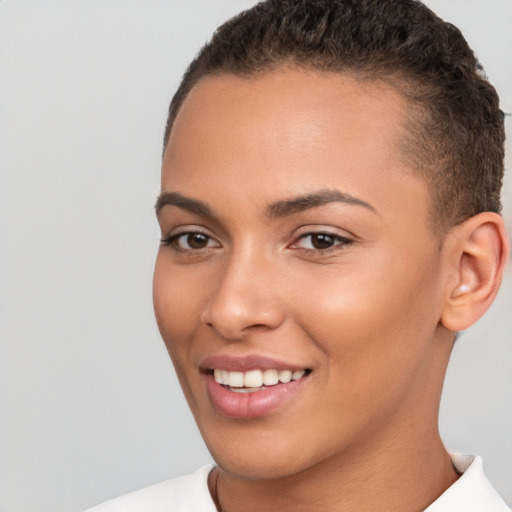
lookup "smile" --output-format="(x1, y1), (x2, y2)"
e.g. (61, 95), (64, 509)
(205, 366), (311, 419)
(213, 368), (307, 391)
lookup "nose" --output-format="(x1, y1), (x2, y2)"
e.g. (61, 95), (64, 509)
(201, 252), (285, 340)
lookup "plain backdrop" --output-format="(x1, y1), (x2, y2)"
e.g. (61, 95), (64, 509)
(1, 1), (511, 511)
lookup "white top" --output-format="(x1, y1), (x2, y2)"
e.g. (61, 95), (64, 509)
(84, 455), (509, 512)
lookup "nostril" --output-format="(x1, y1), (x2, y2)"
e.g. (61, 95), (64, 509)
(243, 323), (273, 332)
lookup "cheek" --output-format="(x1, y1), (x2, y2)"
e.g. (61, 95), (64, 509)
(291, 249), (443, 389)
(153, 253), (203, 355)
(153, 253), (208, 410)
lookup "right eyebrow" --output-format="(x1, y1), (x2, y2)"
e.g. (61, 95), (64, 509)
(155, 192), (213, 218)
(265, 189), (378, 218)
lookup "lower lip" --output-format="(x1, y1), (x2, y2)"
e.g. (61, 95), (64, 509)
(205, 374), (307, 419)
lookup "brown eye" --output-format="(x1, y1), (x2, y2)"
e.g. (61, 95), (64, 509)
(310, 233), (335, 249)
(161, 231), (220, 250)
(291, 231), (353, 252)
(186, 233), (209, 249)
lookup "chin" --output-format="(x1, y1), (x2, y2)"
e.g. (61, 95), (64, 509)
(213, 451), (306, 481)
(198, 426), (300, 480)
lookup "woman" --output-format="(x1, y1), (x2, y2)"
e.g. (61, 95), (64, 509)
(86, 0), (510, 510)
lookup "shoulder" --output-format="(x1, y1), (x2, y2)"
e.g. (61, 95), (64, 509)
(83, 465), (217, 512)
(426, 455), (510, 512)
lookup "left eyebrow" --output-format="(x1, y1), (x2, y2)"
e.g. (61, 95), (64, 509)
(266, 189), (378, 218)
(155, 192), (213, 218)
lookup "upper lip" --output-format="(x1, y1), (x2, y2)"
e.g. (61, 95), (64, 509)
(199, 354), (309, 372)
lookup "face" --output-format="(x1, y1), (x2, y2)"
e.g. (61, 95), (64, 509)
(154, 69), (450, 480)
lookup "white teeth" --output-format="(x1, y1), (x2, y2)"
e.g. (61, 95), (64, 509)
(292, 370), (305, 380)
(278, 370), (292, 383)
(263, 369), (279, 385)
(213, 368), (307, 387)
(228, 371), (244, 387)
(244, 369), (263, 388)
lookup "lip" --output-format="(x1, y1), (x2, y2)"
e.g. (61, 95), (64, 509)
(200, 354), (311, 419)
(205, 373), (309, 419)
(200, 354), (307, 372)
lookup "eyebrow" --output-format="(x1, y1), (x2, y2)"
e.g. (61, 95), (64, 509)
(155, 192), (213, 218)
(266, 189), (378, 218)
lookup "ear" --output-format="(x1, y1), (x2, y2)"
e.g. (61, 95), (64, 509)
(441, 212), (510, 332)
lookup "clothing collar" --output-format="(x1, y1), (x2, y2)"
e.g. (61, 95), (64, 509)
(425, 454), (509, 511)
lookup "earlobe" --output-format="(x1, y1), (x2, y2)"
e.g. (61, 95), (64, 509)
(441, 212), (510, 332)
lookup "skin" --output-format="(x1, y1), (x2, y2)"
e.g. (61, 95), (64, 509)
(153, 68), (491, 511)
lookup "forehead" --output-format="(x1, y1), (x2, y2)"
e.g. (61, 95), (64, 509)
(168, 69), (408, 163)
(163, 68), (428, 225)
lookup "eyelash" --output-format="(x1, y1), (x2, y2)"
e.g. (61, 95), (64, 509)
(290, 232), (354, 254)
(161, 230), (353, 255)
(160, 231), (219, 252)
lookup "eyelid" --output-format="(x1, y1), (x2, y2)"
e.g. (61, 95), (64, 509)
(160, 226), (222, 250)
(293, 222), (355, 235)
(288, 227), (354, 252)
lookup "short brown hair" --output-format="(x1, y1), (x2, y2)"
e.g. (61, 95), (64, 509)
(163, 0), (505, 231)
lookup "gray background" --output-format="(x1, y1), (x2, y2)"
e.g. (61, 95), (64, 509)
(0, 1), (510, 511)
